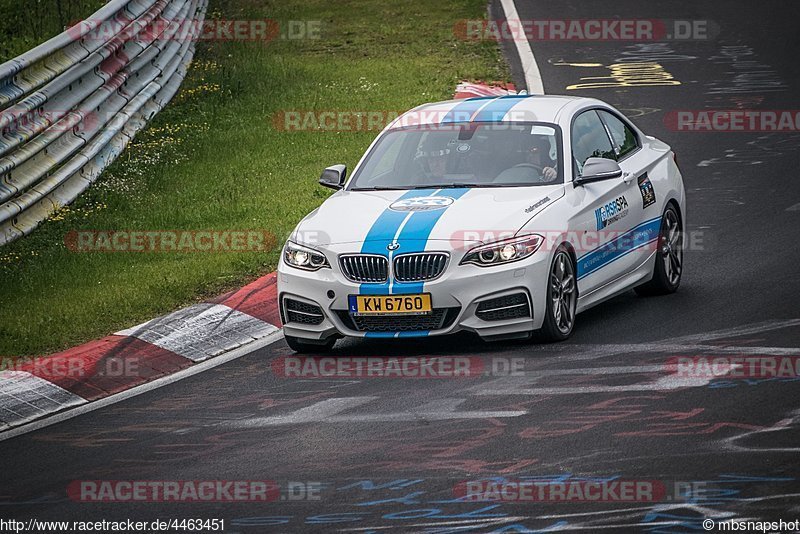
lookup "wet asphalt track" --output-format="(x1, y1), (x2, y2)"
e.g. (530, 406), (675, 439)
(2, 1), (800, 532)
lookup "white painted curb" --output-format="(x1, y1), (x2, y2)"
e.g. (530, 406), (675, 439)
(0, 330), (285, 442)
(499, 0), (545, 94)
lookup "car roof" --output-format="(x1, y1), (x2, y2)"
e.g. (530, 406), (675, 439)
(388, 94), (604, 129)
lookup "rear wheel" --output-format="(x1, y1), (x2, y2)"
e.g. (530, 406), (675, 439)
(284, 334), (336, 353)
(635, 204), (683, 296)
(538, 245), (577, 342)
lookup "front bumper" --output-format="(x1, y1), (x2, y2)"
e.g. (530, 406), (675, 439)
(277, 246), (552, 342)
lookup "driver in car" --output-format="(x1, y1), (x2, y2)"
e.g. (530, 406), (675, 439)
(413, 139), (450, 184)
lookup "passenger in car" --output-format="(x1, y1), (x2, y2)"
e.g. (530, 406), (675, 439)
(494, 135), (557, 183)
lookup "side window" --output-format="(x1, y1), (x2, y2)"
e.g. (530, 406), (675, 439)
(598, 110), (639, 159)
(571, 110), (616, 174)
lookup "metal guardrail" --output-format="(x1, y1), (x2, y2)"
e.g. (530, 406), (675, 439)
(0, 0), (207, 245)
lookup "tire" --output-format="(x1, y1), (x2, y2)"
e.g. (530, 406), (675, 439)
(284, 334), (336, 353)
(537, 245), (578, 342)
(635, 204), (683, 296)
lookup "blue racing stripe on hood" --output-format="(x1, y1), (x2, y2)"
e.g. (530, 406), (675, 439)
(357, 188), (469, 296)
(391, 188), (469, 294)
(472, 95), (531, 122)
(360, 189), (437, 255)
(358, 189), (439, 296)
(441, 96), (497, 124)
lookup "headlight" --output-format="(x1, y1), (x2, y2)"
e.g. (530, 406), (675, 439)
(283, 241), (330, 271)
(460, 234), (544, 267)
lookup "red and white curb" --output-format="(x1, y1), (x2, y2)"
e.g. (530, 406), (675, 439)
(454, 80), (517, 99)
(117, 303), (277, 362)
(0, 273), (281, 434)
(0, 372), (86, 432)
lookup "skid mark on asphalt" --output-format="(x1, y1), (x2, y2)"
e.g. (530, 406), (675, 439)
(526, 318), (800, 363)
(225, 319), (799, 427)
(706, 45), (788, 95)
(339, 517), (528, 532)
(614, 42), (698, 64)
(228, 397), (527, 426)
(668, 318), (800, 343)
(565, 343), (800, 358)
(697, 134), (800, 167)
(469, 371), (711, 396)
(722, 409), (800, 453)
(617, 106), (661, 118)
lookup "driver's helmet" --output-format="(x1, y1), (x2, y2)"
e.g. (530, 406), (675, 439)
(414, 134), (451, 172)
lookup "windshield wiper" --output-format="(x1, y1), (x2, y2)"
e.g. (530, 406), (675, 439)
(442, 183), (551, 188)
(352, 183), (500, 191)
(351, 185), (476, 191)
(437, 183), (496, 188)
(349, 186), (410, 191)
(400, 183), (491, 189)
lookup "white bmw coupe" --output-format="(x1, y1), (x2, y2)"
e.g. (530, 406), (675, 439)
(278, 95), (685, 352)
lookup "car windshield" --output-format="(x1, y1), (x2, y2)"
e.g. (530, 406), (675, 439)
(348, 122), (563, 190)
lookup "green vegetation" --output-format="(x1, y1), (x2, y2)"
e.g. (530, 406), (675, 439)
(0, 0), (510, 356)
(0, 0), (107, 62)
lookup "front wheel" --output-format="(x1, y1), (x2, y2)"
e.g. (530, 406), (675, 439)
(284, 334), (336, 353)
(537, 245), (577, 342)
(635, 204), (683, 296)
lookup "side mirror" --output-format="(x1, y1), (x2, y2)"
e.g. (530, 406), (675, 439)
(574, 157), (622, 186)
(319, 164), (347, 190)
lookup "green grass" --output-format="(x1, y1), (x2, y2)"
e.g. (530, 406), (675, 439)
(0, 0), (108, 62)
(0, 0), (510, 357)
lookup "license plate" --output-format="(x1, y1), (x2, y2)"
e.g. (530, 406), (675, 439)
(348, 294), (432, 316)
